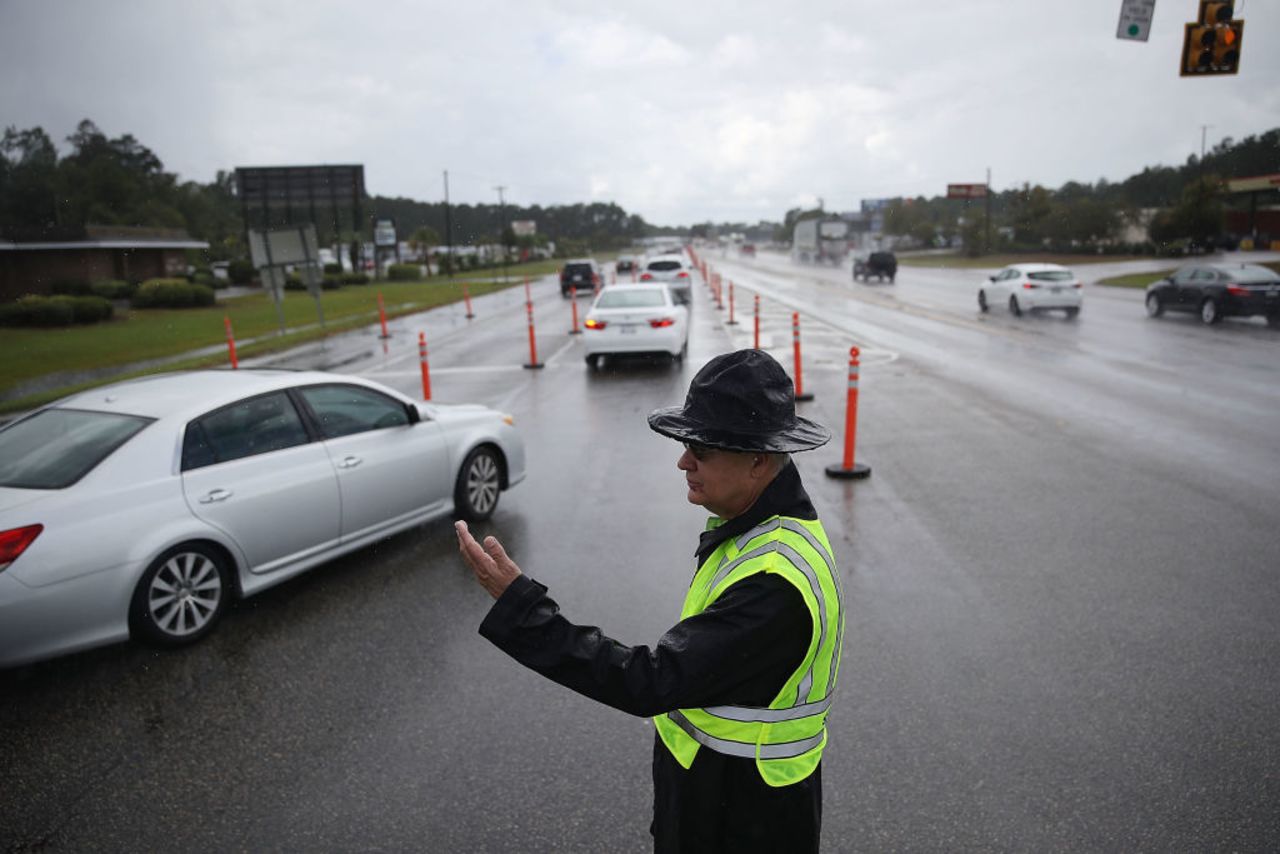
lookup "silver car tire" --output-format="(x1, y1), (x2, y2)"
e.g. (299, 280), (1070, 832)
(978, 290), (988, 313)
(1145, 292), (1164, 318)
(129, 543), (231, 647)
(1009, 295), (1023, 317)
(455, 446), (502, 522)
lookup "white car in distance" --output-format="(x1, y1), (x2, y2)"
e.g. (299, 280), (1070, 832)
(582, 284), (689, 369)
(978, 263), (1082, 318)
(639, 257), (693, 306)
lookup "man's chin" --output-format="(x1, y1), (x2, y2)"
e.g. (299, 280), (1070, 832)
(686, 488), (705, 506)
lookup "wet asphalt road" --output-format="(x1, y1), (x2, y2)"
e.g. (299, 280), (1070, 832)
(3, 254), (1279, 852)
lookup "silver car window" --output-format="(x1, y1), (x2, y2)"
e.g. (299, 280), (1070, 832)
(0, 408), (152, 489)
(297, 384), (410, 439)
(184, 391), (310, 470)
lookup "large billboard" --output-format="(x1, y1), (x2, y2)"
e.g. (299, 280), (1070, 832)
(234, 165), (367, 244)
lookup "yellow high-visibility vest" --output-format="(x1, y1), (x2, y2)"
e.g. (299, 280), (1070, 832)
(654, 514), (843, 787)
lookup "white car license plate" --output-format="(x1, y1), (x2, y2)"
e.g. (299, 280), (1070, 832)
(1051, 286), (1063, 294)
(619, 324), (638, 334)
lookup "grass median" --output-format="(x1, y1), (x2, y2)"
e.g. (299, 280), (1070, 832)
(0, 273), (539, 414)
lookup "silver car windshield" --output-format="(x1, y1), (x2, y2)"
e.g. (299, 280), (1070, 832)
(0, 408), (152, 489)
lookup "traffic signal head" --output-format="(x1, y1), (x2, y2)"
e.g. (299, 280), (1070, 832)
(1181, 18), (1244, 76)
(1202, 2), (1233, 24)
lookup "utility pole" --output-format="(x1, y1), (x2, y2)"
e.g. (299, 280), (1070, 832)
(985, 166), (993, 256)
(443, 170), (454, 279)
(1199, 124), (1213, 179)
(495, 184), (508, 285)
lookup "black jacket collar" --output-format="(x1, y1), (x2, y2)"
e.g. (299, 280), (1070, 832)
(695, 460), (817, 567)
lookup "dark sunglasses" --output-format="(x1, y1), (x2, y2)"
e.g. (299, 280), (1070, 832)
(683, 442), (717, 461)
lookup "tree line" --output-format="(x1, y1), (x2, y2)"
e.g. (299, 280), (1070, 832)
(779, 128), (1279, 255)
(0, 119), (657, 262)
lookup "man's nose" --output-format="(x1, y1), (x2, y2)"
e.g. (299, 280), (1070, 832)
(677, 449), (696, 470)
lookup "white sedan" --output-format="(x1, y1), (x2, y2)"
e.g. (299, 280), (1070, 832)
(0, 369), (526, 668)
(582, 284), (689, 369)
(978, 263), (1083, 318)
(639, 256), (693, 306)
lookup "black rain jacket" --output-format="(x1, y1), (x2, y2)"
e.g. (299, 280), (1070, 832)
(479, 461), (826, 852)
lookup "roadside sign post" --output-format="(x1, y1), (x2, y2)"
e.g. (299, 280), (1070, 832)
(1116, 0), (1156, 41)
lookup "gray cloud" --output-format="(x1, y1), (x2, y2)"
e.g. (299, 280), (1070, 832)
(2, 0), (1276, 225)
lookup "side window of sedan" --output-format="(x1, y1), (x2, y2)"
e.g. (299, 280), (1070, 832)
(182, 391), (310, 470)
(296, 385), (410, 439)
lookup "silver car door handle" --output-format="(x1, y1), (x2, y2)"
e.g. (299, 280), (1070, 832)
(199, 488), (233, 504)
(338, 456), (362, 469)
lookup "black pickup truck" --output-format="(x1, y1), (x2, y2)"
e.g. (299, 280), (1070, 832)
(853, 251), (897, 283)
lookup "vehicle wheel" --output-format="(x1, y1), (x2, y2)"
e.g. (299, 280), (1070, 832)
(888, 276), (895, 284)
(1200, 297), (1221, 325)
(1145, 292), (1164, 318)
(673, 341), (687, 365)
(1267, 315), (1280, 329)
(977, 290), (988, 313)
(1009, 295), (1023, 317)
(1064, 307), (1079, 319)
(455, 445), (502, 522)
(129, 543), (231, 647)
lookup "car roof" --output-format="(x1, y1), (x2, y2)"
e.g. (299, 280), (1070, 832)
(1196, 262), (1280, 276)
(604, 283), (671, 293)
(49, 369), (377, 420)
(565, 258), (597, 265)
(1009, 263), (1072, 273)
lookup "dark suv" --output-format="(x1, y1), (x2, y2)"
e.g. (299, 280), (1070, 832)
(853, 251), (897, 283)
(560, 259), (602, 297)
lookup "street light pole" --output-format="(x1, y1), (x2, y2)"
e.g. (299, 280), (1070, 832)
(495, 184), (508, 285)
(443, 170), (454, 279)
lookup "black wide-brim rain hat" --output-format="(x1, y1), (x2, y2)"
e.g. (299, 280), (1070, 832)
(648, 349), (831, 453)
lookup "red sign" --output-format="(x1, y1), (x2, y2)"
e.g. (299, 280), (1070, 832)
(947, 183), (988, 199)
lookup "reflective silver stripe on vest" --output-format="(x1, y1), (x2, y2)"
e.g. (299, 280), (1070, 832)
(668, 710), (826, 760)
(715, 518), (834, 708)
(702, 692), (834, 723)
(775, 541), (827, 704)
(735, 518), (781, 552)
(738, 518), (839, 601)
(708, 540), (776, 593)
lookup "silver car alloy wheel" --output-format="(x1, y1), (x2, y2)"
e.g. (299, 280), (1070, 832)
(466, 453), (500, 516)
(148, 551), (224, 637)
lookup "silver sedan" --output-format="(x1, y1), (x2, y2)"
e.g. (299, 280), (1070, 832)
(0, 369), (526, 667)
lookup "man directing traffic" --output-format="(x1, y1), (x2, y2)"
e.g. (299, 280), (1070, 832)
(456, 348), (844, 852)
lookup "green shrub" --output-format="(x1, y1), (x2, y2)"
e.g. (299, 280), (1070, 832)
(50, 278), (92, 296)
(90, 279), (135, 300)
(192, 271), (224, 289)
(0, 293), (111, 326)
(227, 259), (255, 285)
(323, 263), (343, 275)
(341, 272), (370, 285)
(69, 295), (114, 323)
(284, 273), (306, 291)
(387, 263), (423, 281)
(132, 278), (216, 308)
(322, 275), (343, 290)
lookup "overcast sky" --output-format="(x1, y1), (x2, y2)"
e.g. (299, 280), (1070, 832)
(2, 0), (1277, 226)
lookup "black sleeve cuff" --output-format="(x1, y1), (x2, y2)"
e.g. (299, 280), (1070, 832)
(478, 574), (548, 644)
